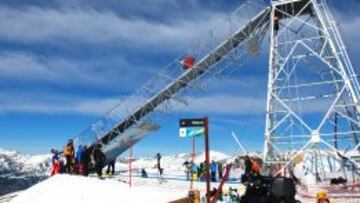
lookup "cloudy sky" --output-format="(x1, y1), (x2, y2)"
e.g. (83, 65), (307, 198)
(0, 0), (359, 156)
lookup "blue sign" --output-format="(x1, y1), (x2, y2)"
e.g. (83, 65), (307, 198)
(179, 127), (205, 138)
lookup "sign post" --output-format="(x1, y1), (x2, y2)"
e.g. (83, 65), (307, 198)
(179, 117), (210, 202)
(191, 136), (195, 189)
(204, 117), (210, 203)
(129, 144), (133, 188)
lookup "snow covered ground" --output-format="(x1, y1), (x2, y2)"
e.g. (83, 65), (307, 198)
(9, 175), (188, 203)
(2, 148), (360, 203)
(6, 170), (244, 203)
(3, 150), (245, 203)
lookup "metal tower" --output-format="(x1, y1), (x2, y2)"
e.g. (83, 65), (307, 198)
(263, 0), (360, 181)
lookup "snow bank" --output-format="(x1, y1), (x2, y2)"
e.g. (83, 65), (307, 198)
(10, 175), (186, 203)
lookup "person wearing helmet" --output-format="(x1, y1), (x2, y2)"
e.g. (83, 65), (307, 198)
(50, 149), (61, 176)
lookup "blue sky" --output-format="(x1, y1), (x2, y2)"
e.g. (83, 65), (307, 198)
(0, 0), (359, 157)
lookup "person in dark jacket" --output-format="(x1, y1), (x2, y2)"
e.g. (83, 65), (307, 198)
(198, 162), (204, 180)
(244, 156), (252, 174)
(141, 168), (148, 178)
(242, 155), (253, 183)
(93, 143), (106, 178)
(106, 160), (116, 175)
(156, 153), (163, 175)
(81, 145), (91, 176)
(218, 162), (224, 180)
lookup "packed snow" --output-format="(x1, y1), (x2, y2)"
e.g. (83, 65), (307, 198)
(9, 175), (188, 203)
(2, 148), (360, 203)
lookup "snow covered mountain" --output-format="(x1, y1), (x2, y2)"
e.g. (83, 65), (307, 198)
(0, 149), (51, 196)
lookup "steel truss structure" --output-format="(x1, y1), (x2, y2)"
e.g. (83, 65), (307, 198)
(71, 0), (360, 181)
(74, 0), (270, 164)
(263, 0), (360, 182)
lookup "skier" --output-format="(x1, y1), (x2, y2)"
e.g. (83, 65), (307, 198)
(75, 145), (84, 174)
(198, 162), (204, 180)
(251, 159), (261, 175)
(141, 168), (148, 178)
(218, 162), (223, 180)
(242, 156), (253, 183)
(93, 143), (106, 178)
(200, 161), (207, 181)
(192, 163), (198, 181)
(106, 159), (116, 175)
(81, 145), (91, 176)
(155, 153), (165, 183)
(244, 156), (252, 174)
(63, 139), (75, 174)
(183, 160), (191, 180)
(210, 160), (217, 182)
(156, 153), (163, 175)
(50, 149), (61, 176)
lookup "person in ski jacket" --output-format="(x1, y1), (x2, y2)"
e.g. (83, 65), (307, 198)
(141, 168), (148, 178)
(241, 155), (253, 183)
(183, 161), (191, 180)
(81, 145), (91, 176)
(93, 143), (106, 178)
(106, 159), (116, 175)
(75, 145), (85, 175)
(63, 139), (74, 173)
(50, 149), (61, 176)
(218, 162), (224, 180)
(75, 145), (84, 163)
(210, 160), (217, 182)
(244, 156), (252, 174)
(251, 160), (261, 175)
(192, 163), (198, 180)
(156, 153), (163, 175)
(200, 161), (207, 181)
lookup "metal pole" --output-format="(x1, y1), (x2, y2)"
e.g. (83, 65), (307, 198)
(204, 117), (210, 203)
(129, 145), (133, 188)
(190, 136), (195, 190)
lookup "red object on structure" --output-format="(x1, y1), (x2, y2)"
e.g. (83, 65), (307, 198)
(181, 56), (195, 69)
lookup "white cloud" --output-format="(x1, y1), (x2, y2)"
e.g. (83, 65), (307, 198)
(0, 92), (120, 115)
(0, 52), (155, 90)
(176, 95), (335, 115)
(180, 95), (266, 115)
(0, 6), (228, 51)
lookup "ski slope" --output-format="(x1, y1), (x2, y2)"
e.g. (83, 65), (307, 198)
(9, 175), (186, 203)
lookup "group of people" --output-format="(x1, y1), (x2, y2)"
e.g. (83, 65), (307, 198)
(241, 155), (261, 183)
(184, 160), (224, 182)
(50, 139), (91, 176)
(50, 139), (115, 178)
